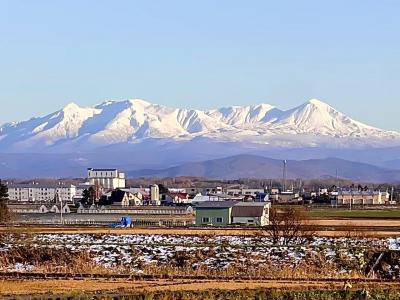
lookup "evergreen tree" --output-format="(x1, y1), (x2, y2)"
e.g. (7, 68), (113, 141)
(0, 180), (10, 223)
(81, 189), (90, 204)
(158, 184), (169, 194)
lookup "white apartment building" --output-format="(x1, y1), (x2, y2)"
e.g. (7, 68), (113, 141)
(8, 184), (76, 203)
(87, 168), (126, 190)
(337, 191), (390, 205)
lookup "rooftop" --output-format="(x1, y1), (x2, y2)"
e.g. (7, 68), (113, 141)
(195, 201), (238, 209)
(87, 168), (119, 171)
(7, 183), (75, 189)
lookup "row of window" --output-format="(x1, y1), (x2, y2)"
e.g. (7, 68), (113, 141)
(202, 217), (223, 223)
(202, 217), (255, 223)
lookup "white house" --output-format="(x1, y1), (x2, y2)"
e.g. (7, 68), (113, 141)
(87, 168), (126, 190)
(231, 202), (271, 226)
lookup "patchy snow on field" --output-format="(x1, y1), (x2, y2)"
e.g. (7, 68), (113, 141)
(1, 234), (399, 276)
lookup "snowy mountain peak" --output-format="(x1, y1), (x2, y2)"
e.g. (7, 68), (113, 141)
(0, 98), (398, 152)
(128, 98), (152, 107)
(307, 98), (330, 107)
(62, 102), (81, 111)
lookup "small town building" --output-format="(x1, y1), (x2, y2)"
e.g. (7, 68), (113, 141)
(77, 204), (192, 215)
(195, 201), (237, 226)
(337, 191), (389, 205)
(191, 194), (222, 204)
(7, 183), (76, 203)
(185, 187), (223, 196)
(231, 202), (271, 226)
(270, 191), (302, 204)
(165, 192), (190, 204)
(226, 188), (265, 196)
(7, 204), (49, 214)
(195, 201), (271, 226)
(110, 189), (143, 206)
(87, 168), (126, 190)
(7, 203), (72, 214)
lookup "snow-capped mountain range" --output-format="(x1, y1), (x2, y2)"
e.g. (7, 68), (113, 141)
(0, 98), (399, 153)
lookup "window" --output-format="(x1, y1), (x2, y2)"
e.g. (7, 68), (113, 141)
(216, 217), (223, 223)
(248, 219), (254, 223)
(202, 217), (210, 223)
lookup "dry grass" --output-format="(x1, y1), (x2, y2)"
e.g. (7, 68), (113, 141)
(0, 243), (370, 280)
(1, 225), (399, 237)
(1, 278), (400, 296)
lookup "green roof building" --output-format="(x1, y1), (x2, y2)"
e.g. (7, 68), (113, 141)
(195, 201), (237, 226)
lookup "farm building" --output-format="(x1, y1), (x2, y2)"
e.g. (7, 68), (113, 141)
(195, 201), (271, 226)
(231, 202), (270, 226)
(337, 191), (390, 205)
(195, 201), (237, 226)
(7, 203), (72, 214)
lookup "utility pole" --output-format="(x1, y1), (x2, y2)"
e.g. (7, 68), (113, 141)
(391, 186), (394, 203)
(335, 168), (338, 190)
(56, 192), (63, 224)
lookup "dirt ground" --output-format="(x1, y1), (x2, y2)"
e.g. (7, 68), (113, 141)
(1, 278), (400, 296)
(2, 218), (400, 237)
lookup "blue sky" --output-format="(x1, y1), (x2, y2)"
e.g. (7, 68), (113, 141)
(0, 0), (399, 130)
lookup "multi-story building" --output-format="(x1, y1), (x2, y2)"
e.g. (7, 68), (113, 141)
(7, 183), (76, 203)
(337, 191), (390, 205)
(87, 168), (126, 190)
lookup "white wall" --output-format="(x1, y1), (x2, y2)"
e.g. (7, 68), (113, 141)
(8, 185), (76, 202)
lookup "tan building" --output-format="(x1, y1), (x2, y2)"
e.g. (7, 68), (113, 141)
(337, 191), (389, 205)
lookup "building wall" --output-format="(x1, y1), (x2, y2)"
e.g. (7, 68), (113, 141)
(195, 208), (232, 226)
(8, 185), (76, 202)
(185, 187), (223, 195)
(232, 216), (268, 226)
(150, 185), (160, 202)
(226, 189), (264, 196)
(87, 168), (126, 189)
(337, 192), (385, 205)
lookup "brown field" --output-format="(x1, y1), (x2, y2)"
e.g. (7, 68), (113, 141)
(2, 217), (400, 237)
(1, 278), (400, 296)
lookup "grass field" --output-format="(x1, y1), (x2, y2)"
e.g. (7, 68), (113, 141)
(1, 279), (400, 297)
(308, 209), (400, 219)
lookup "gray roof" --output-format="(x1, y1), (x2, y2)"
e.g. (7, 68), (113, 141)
(8, 183), (74, 189)
(339, 191), (382, 196)
(7, 204), (47, 209)
(232, 203), (267, 217)
(234, 202), (268, 207)
(87, 168), (118, 171)
(195, 201), (238, 209)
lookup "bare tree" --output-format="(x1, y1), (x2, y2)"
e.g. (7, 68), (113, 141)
(266, 206), (311, 245)
(88, 183), (103, 204)
(0, 180), (11, 224)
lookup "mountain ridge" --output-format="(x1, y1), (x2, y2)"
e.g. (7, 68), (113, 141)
(0, 98), (399, 153)
(127, 154), (400, 183)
